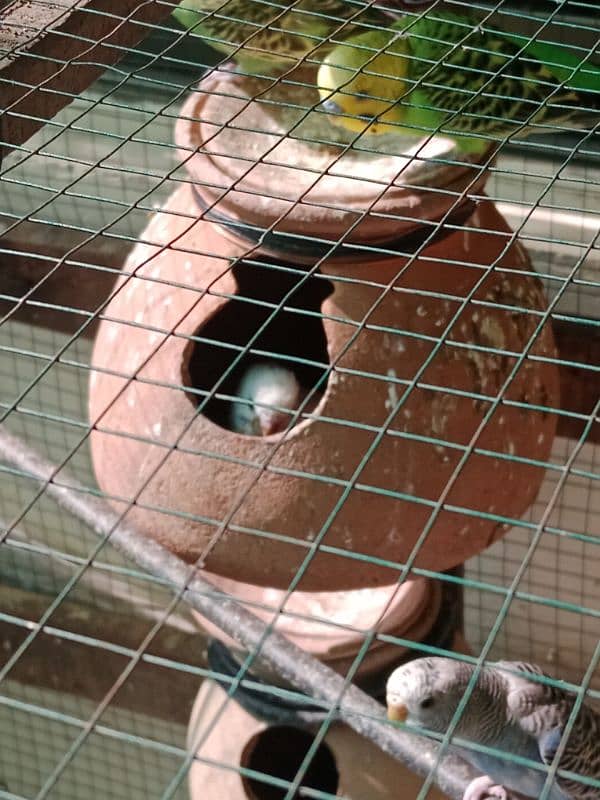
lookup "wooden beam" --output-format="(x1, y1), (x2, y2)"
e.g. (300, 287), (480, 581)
(0, 0), (174, 159)
(553, 319), (600, 443)
(0, 582), (205, 724)
(0, 220), (123, 335)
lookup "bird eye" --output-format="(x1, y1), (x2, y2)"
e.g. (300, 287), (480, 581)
(420, 697), (435, 709)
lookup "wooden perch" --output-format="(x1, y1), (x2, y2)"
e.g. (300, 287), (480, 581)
(0, 0), (174, 159)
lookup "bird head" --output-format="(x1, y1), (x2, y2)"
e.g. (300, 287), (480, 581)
(386, 657), (480, 735)
(317, 29), (410, 136)
(230, 362), (303, 437)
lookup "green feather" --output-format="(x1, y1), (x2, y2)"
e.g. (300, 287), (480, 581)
(397, 11), (600, 142)
(318, 9), (600, 151)
(173, 0), (390, 74)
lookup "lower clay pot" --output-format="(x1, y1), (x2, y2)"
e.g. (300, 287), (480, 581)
(187, 679), (452, 800)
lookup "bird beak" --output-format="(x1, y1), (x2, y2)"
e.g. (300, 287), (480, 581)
(387, 703), (408, 723)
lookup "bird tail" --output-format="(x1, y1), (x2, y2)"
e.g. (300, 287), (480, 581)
(504, 32), (600, 95)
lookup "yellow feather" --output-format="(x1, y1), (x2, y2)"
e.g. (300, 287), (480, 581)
(317, 30), (409, 136)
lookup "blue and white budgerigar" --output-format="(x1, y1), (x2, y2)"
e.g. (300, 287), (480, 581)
(317, 10), (600, 152)
(230, 361), (310, 436)
(386, 657), (600, 800)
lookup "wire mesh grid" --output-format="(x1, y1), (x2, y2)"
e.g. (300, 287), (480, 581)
(0, 1), (599, 799)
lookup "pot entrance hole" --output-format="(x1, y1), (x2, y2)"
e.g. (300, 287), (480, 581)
(241, 725), (339, 800)
(183, 261), (333, 435)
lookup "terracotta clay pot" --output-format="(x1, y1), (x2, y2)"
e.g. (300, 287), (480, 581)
(88, 75), (559, 591)
(187, 678), (451, 800)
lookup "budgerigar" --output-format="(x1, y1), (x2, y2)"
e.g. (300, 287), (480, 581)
(317, 10), (600, 152)
(386, 657), (600, 800)
(230, 361), (308, 436)
(172, 0), (389, 75)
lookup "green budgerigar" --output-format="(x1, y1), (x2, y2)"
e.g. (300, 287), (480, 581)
(173, 0), (390, 75)
(317, 10), (600, 151)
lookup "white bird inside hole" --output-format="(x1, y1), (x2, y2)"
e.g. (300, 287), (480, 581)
(230, 362), (315, 436)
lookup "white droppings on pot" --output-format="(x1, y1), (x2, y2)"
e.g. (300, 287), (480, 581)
(343, 526), (353, 548)
(385, 368), (399, 412)
(388, 526), (403, 543)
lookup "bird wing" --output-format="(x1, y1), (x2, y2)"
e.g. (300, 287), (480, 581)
(494, 660), (561, 720)
(406, 12), (599, 140)
(494, 662), (600, 799)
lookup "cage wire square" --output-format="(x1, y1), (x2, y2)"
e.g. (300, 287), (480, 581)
(0, 1), (600, 799)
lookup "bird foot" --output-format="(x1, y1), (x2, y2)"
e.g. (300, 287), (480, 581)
(464, 776), (509, 800)
(463, 778), (533, 800)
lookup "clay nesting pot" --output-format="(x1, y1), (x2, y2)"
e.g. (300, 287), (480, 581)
(187, 679), (451, 800)
(88, 74), (559, 592)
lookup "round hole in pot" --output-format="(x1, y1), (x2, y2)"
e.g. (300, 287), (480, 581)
(183, 260), (333, 435)
(241, 725), (339, 800)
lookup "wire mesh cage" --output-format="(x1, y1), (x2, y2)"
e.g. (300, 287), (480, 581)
(0, 1), (599, 799)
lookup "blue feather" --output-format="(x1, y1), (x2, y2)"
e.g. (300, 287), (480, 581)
(539, 727), (564, 765)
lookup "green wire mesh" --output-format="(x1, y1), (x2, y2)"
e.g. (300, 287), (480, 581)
(0, 1), (599, 799)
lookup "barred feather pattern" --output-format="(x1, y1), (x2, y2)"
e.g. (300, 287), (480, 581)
(407, 13), (600, 138)
(497, 661), (600, 799)
(176, 0), (388, 64)
(553, 704), (600, 800)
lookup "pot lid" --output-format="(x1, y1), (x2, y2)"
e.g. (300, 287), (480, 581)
(175, 69), (493, 258)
